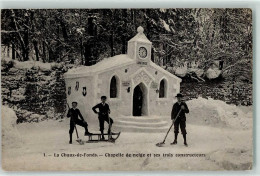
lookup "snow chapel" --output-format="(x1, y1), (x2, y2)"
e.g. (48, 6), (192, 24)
(64, 26), (182, 123)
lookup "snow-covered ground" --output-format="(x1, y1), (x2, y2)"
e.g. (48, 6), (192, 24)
(1, 98), (253, 171)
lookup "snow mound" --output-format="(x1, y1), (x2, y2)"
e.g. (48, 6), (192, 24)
(205, 68), (221, 79)
(5, 59), (62, 72)
(161, 19), (170, 32)
(1, 106), (22, 146)
(206, 148), (252, 170)
(186, 97), (252, 129)
(175, 65), (187, 77)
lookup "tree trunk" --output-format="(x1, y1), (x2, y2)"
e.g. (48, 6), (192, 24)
(146, 9), (151, 39)
(121, 9), (128, 54)
(42, 41), (46, 63)
(48, 47), (54, 62)
(11, 10), (29, 61)
(12, 43), (15, 59)
(80, 38), (84, 65)
(7, 44), (10, 57)
(33, 40), (40, 61)
(131, 9), (136, 26)
(84, 42), (90, 66)
(110, 33), (115, 56)
(110, 10), (115, 57)
(24, 13), (30, 61)
(60, 19), (70, 62)
(30, 10), (40, 62)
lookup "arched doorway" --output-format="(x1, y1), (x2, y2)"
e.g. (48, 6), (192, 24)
(133, 83), (148, 116)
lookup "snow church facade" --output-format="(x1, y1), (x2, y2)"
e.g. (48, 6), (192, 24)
(64, 27), (181, 121)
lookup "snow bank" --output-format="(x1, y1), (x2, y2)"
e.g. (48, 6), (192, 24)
(1, 57), (63, 72)
(1, 106), (22, 146)
(206, 148), (252, 170)
(13, 60), (61, 71)
(205, 68), (221, 79)
(175, 65), (187, 77)
(186, 97), (252, 129)
(161, 19), (170, 32)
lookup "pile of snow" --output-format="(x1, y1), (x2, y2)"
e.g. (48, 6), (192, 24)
(13, 60), (62, 72)
(1, 106), (22, 146)
(1, 57), (63, 72)
(186, 97), (252, 130)
(159, 8), (167, 13)
(205, 68), (222, 79)
(161, 19), (170, 32)
(175, 65), (188, 77)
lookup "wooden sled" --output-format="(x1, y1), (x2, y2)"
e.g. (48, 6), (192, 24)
(86, 132), (121, 143)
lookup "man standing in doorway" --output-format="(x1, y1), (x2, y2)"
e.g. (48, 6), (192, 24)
(171, 93), (189, 146)
(92, 96), (114, 140)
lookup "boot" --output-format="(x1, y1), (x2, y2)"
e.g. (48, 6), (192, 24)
(84, 128), (92, 136)
(69, 133), (72, 144)
(101, 130), (105, 140)
(108, 128), (115, 135)
(171, 133), (178, 145)
(183, 134), (188, 147)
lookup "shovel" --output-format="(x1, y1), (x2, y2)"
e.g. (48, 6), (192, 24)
(156, 109), (182, 147)
(74, 123), (84, 145)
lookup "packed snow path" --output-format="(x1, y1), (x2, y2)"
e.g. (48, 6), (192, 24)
(2, 117), (252, 171)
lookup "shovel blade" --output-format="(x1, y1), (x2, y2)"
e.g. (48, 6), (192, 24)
(108, 137), (115, 143)
(76, 139), (84, 145)
(156, 142), (165, 147)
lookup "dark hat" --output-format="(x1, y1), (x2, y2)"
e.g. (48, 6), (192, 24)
(72, 101), (78, 104)
(175, 93), (183, 98)
(101, 96), (107, 100)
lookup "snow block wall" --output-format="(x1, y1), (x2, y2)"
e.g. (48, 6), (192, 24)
(1, 106), (22, 146)
(1, 59), (68, 123)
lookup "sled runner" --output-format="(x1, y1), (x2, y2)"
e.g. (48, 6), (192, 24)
(86, 132), (121, 143)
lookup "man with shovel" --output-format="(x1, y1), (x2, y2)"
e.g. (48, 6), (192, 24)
(67, 101), (92, 144)
(171, 93), (189, 146)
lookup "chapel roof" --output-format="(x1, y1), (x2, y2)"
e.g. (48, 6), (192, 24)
(64, 54), (134, 78)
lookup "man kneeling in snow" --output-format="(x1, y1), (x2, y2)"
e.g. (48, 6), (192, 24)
(67, 102), (92, 144)
(171, 93), (189, 146)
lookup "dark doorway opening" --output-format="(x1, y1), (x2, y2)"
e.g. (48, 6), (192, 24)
(133, 85), (143, 116)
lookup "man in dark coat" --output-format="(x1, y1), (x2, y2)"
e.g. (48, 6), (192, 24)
(92, 96), (114, 140)
(67, 101), (92, 144)
(171, 93), (189, 146)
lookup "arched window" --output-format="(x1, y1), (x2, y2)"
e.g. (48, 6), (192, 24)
(159, 79), (167, 98)
(110, 76), (118, 98)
